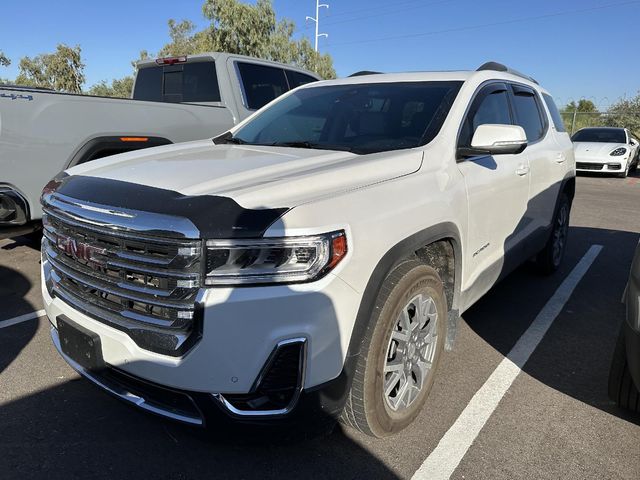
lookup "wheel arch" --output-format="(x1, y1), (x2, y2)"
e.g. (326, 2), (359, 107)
(66, 135), (173, 169)
(348, 221), (462, 365)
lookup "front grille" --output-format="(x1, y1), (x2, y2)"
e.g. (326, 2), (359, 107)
(576, 162), (603, 171)
(42, 204), (203, 356)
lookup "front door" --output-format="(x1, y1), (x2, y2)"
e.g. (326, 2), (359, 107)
(456, 83), (530, 305)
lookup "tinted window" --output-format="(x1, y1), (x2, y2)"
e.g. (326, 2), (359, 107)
(512, 89), (545, 142)
(285, 70), (318, 89)
(542, 93), (566, 132)
(232, 81), (462, 155)
(571, 128), (626, 143)
(238, 63), (289, 110)
(133, 61), (221, 103)
(459, 88), (512, 147)
(132, 66), (162, 102)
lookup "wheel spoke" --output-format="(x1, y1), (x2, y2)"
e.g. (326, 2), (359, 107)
(385, 371), (403, 396)
(391, 329), (410, 345)
(384, 359), (404, 373)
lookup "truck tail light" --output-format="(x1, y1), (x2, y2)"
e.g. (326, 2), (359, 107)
(155, 56), (187, 65)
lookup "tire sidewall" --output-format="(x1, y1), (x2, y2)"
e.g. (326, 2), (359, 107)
(363, 264), (447, 437)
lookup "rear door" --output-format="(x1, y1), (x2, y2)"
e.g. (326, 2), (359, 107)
(509, 84), (559, 239)
(457, 82), (531, 297)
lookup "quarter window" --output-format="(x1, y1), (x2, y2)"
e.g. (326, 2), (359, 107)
(237, 63), (289, 110)
(512, 88), (545, 142)
(542, 93), (566, 132)
(285, 70), (318, 89)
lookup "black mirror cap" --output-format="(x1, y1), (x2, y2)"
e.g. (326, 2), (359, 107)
(456, 141), (527, 160)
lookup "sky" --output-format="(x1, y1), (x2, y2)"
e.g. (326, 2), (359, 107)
(1, 0), (638, 108)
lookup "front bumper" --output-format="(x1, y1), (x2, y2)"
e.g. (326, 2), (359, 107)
(43, 256), (361, 419)
(575, 156), (628, 173)
(51, 325), (347, 427)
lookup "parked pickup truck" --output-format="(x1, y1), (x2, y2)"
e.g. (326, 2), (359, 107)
(41, 62), (575, 436)
(0, 52), (319, 238)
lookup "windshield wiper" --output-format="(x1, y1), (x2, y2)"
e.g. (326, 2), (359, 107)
(269, 141), (359, 153)
(212, 131), (249, 145)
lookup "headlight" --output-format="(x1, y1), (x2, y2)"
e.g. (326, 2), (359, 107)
(204, 231), (347, 285)
(610, 147), (627, 156)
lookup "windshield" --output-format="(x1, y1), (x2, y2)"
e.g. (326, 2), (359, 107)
(571, 128), (626, 144)
(230, 81), (462, 154)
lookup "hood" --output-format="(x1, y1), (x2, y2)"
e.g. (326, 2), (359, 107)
(573, 141), (628, 159)
(67, 139), (423, 209)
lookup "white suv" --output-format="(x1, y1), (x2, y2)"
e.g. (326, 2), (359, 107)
(41, 62), (575, 437)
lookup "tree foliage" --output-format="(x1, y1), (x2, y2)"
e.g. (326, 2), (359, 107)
(88, 76), (134, 98)
(0, 50), (10, 67)
(604, 93), (640, 138)
(157, 0), (336, 79)
(563, 99), (598, 113)
(15, 44), (85, 93)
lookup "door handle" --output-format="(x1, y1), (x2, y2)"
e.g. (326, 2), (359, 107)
(555, 153), (566, 163)
(516, 165), (530, 176)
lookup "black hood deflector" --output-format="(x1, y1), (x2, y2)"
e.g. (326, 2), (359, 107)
(51, 174), (289, 239)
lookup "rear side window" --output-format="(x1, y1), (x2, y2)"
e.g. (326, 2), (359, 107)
(542, 93), (566, 132)
(237, 62), (289, 110)
(459, 86), (512, 147)
(133, 61), (221, 103)
(511, 87), (545, 142)
(285, 70), (317, 89)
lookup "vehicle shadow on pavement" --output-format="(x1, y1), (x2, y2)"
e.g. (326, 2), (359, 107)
(1, 233), (42, 252)
(0, 265), (38, 376)
(463, 225), (640, 426)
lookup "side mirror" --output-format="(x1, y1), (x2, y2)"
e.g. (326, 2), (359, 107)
(458, 124), (528, 158)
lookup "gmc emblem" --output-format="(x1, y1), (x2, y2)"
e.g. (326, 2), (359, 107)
(57, 234), (106, 264)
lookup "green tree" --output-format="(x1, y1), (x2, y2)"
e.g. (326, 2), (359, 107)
(561, 99), (601, 134)
(87, 51), (149, 97)
(604, 93), (640, 138)
(158, 0), (336, 79)
(88, 76), (134, 98)
(0, 50), (10, 67)
(15, 44), (85, 93)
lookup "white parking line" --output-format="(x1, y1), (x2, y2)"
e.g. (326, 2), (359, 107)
(0, 309), (46, 329)
(412, 244), (603, 480)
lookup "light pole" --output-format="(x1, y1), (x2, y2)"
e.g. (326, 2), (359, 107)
(306, 0), (329, 52)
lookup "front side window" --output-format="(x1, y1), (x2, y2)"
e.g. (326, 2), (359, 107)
(231, 81), (463, 155)
(237, 63), (289, 110)
(512, 88), (545, 142)
(459, 87), (512, 147)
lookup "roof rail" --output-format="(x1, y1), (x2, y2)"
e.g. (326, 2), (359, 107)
(349, 71), (382, 77)
(476, 61), (539, 85)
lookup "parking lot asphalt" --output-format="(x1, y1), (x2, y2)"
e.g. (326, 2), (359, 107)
(1, 173), (639, 480)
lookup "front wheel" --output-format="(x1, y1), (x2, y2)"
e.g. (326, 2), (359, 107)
(340, 260), (447, 437)
(535, 193), (570, 274)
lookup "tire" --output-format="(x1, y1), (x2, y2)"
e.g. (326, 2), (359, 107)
(617, 162), (630, 178)
(340, 260), (447, 437)
(608, 326), (640, 412)
(535, 193), (570, 275)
